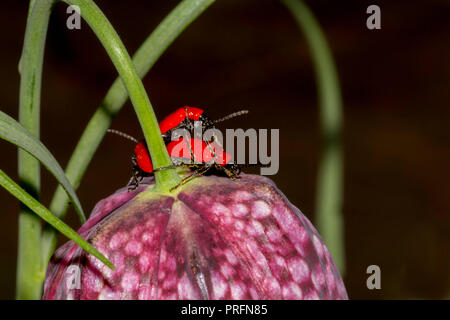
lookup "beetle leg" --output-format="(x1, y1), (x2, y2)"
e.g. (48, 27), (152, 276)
(184, 137), (198, 165)
(220, 164), (239, 180)
(203, 137), (218, 164)
(170, 164), (212, 191)
(128, 166), (141, 191)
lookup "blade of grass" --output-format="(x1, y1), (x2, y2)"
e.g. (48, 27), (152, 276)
(0, 170), (113, 270)
(281, 0), (345, 274)
(42, 0), (214, 266)
(0, 110), (85, 222)
(17, 0), (54, 300)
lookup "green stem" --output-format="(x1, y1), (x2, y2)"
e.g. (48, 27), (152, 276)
(17, 0), (54, 300)
(61, 0), (179, 192)
(282, 0), (345, 274)
(41, 0), (214, 267)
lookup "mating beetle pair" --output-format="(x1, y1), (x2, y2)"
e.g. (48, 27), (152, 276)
(109, 107), (248, 190)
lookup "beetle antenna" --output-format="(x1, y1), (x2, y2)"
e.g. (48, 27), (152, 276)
(213, 110), (249, 124)
(107, 129), (138, 143)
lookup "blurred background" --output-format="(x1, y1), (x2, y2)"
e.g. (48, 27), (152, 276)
(0, 0), (449, 299)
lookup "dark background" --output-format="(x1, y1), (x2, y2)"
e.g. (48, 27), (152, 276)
(0, 0), (449, 299)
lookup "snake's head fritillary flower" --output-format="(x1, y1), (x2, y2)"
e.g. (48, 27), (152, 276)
(43, 174), (348, 300)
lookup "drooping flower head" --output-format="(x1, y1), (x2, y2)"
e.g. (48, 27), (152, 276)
(43, 174), (348, 300)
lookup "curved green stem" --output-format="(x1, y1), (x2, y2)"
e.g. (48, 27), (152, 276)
(42, 0), (214, 268)
(61, 0), (179, 192)
(17, 0), (54, 300)
(282, 0), (345, 274)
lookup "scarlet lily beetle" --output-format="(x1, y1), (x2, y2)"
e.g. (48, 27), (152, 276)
(107, 106), (249, 190)
(160, 106), (248, 142)
(159, 106), (206, 141)
(161, 137), (242, 190)
(123, 136), (240, 191)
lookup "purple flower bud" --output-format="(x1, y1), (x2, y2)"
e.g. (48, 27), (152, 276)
(43, 174), (348, 300)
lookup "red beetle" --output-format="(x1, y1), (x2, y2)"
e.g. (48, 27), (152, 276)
(160, 106), (248, 142)
(131, 137), (240, 191)
(159, 106), (206, 137)
(167, 137), (231, 166)
(133, 140), (153, 174)
(109, 106), (248, 190)
(133, 137), (235, 174)
(166, 137), (241, 190)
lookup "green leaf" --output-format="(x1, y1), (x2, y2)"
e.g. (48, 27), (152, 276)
(0, 169), (113, 270)
(0, 110), (86, 222)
